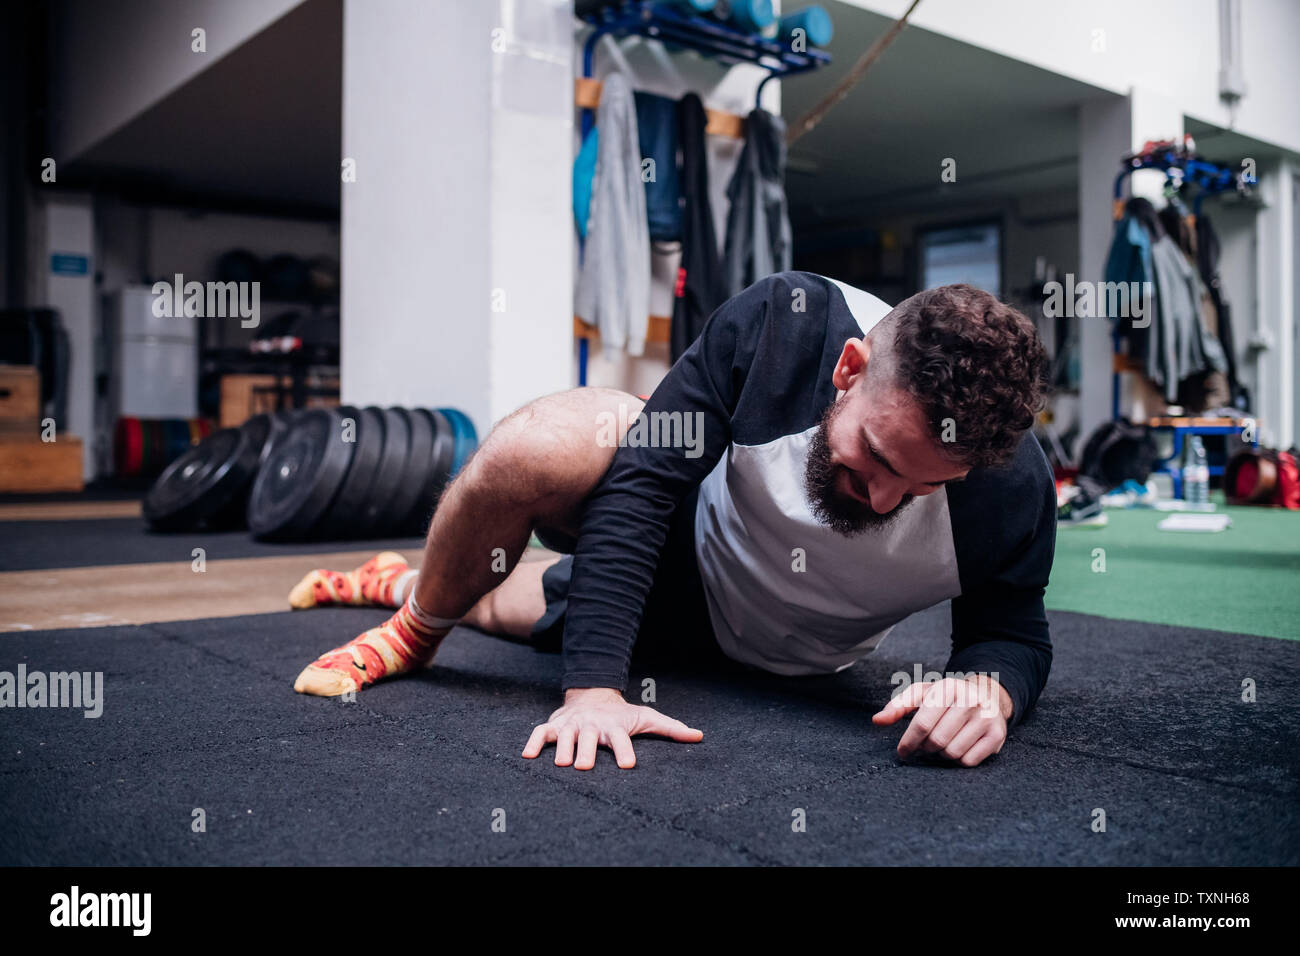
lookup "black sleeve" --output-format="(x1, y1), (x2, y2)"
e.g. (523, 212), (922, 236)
(558, 278), (778, 691)
(944, 433), (1057, 727)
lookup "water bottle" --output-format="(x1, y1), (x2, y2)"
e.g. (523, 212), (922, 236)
(1182, 435), (1210, 505)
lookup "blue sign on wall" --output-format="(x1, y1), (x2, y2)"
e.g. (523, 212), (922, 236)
(50, 253), (90, 276)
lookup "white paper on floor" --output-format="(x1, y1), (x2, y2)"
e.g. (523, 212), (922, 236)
(1157, 513), (1233, 533)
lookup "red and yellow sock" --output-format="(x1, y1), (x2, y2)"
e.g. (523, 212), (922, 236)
(292, 594), (454, 696)
(288, 551), (415, 610)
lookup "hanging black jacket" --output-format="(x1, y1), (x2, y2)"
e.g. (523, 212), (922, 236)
(722, 107), (792, 297)
(671, 93), (728, 362)
(1195, 213), (1243, 404)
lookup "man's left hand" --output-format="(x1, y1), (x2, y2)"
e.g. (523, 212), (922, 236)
(871, 675), (1011, 767)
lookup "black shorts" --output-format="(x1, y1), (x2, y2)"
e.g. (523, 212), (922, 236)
(529, 486), (733, 672)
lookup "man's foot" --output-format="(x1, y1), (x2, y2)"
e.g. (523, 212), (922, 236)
(293, 600), (449, 696)
(288, 551), (413, 609)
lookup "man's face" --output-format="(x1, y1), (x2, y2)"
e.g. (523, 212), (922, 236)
(804, 380), (970, 536)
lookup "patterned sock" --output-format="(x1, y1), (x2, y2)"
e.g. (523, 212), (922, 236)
(288, 552), (415, 609)
(292, 594), (456, 697)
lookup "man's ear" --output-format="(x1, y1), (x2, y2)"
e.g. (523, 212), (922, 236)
(831, 338), (871, 392)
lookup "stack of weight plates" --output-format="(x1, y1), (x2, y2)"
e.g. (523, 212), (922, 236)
(142, 406), (477, 539)
(115, 416), (214, 479)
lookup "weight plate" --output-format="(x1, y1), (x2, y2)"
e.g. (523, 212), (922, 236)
(143, 427), (261, 532)
(162, 419), (178, 462)
(320, 406), (385, 539)
(239, 412), (273, 460)
(427, 407), (456, 494)
(150, 419), (167, 472)
(167, 418), (190, 463)
(437, 407), (478, 478)
(258, 409), (300, 469)
(354, 408), (409, 538)
(247, 408), (354, 540)
(158, 420), (174, 463)
(401, 409), (456, 536)
(139, 419), (155, 474)
(116, 418), (143, 477)
(383, 407), (433, 536)
(410, 408), (462, 535)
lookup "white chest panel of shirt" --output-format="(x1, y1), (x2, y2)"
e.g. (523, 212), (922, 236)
(694, 426), (962, 676)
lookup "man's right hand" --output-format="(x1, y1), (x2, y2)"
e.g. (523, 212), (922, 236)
(521, 687), (703, 770)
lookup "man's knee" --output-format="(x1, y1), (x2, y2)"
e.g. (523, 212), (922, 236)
(462, 388), (643, 508)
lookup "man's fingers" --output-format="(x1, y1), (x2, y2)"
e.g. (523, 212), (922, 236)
(521, 723), (553, 759)
(523, 702), (699, 771)
(897, 702), (947, 758)
(574, 726), (600, 771)
(635, 708), (704, 743)
(872, 681), (927, 725)
(959, 728), (1005, 767)
(938, 716), (988, 760)
(554, 726), (577, 767)
(609, 731), (637, 769)
(920, 702), (973, 755)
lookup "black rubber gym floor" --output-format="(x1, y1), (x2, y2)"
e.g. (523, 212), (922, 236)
(0, 516), (425, 572)
(3, 601), (1296, 865)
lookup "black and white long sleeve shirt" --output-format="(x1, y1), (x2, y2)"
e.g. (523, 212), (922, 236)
(561, 271), (1056, 726)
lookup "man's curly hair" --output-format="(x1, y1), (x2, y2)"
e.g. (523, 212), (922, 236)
(871, 284), (1047, 469)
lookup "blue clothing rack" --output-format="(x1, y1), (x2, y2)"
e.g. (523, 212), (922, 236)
(1109, 143), (1257, 495)
(1111, 143), (1247, 223)
(574, 0), (832, 384)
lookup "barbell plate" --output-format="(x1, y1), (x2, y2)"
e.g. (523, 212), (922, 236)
(143, 427), (260, 532)
(247, 408), (355, 540)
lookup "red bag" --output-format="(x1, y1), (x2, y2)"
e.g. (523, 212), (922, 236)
(1226, 448), (1300, 509)
(1275, 451), (1300, 509)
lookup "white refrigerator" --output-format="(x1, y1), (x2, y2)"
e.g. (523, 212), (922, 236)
(109, 285), (198, 418)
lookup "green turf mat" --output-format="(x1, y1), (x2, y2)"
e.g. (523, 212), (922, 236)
(1047, 496), (1300, 641)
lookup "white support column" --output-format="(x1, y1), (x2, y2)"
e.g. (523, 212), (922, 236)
(1077, 88), (1182, 442)
(487, 0), (575, 424)
(40, 194), (96, 479)
(340, 0), (573, 432)
(1253, 157), (1295, 448)
(1077, 96), (1131, 440)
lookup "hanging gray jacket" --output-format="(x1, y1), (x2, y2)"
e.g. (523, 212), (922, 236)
(722, 108), (792, 297)
(1148, 234), (1227, 401)
(575, 72), (651, 358)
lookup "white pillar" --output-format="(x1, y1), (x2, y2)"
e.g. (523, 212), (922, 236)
(1077, 97), (1131, 440)
(1253, 157), (1294, 448)
(1077, 88), (1182, 441)
(40, 194), (96, 479)
(487, 0), (575, 424)
(340, 0), (573, 432)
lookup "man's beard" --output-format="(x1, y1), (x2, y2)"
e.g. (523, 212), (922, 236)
(803, 401), (914, 536)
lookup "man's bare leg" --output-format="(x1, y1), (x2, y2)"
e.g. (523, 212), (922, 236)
(292, 387), (643, 695)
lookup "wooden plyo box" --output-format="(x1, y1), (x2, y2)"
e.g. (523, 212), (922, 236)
(220, 373), (340, 427)
(0, 435), (84, 493)
(0, 365), (42, 433)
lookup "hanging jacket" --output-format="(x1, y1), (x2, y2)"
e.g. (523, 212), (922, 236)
(671, 93), (727, 363)
(634, 91), (682, 242)
(1149, 231), (1228, 401)
(1195, 213), (1243, 403)
(575, 72), (651, 358)
(722, 107), (792, 297)
(573, 126), (598, 241)
(1103, 211), (1156, 366)
(1108, 198), (1226, 403)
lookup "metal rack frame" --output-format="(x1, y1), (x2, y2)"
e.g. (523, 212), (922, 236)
(574, 1), (832, 383)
